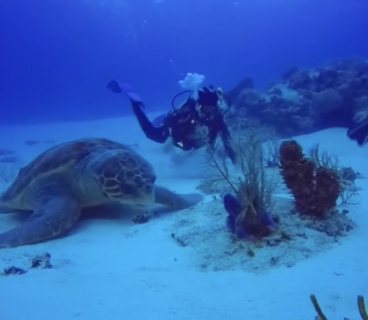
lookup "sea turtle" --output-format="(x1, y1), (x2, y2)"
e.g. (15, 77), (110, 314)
(0, 138), (203, 248)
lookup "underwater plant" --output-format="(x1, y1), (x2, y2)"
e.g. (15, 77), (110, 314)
(279, 140), (340, 217)
(201, 128), (277, 239)
(310, 294), (368, 320)
(223, 192), (276, 239)
(308, 143), (361, 209)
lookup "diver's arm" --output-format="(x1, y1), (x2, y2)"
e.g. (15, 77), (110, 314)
(130, 101), (169, 144)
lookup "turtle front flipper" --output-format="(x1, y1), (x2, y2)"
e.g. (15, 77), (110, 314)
(154, 185), (203, 210)
(0, 205), (25, 214)
(0, 197), (80, 248)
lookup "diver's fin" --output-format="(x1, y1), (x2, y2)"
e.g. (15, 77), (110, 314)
(107, 80), (123, 93)
(347, 116), (368, 146)
(107, 80), (143, 103)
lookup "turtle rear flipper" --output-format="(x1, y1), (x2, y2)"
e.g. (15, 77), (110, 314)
(154, 185), (203, 210)
(0, 196), (80, 248)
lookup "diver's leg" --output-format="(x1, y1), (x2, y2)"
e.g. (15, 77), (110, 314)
(107, 80), (169, 144)
(131, 101), (169, 144)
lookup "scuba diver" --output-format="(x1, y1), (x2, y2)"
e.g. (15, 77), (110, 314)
(107, 80), (238, 164)
(347, 115), (368, 146)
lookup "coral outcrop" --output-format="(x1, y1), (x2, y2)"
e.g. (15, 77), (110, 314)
(225, 57), (368, 136)
(279, 140), (340, 217)
(223, 190), (275, 239)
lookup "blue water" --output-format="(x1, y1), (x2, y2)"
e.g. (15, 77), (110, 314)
(2, 2), (368, 318)
(1, 0), (368, 125)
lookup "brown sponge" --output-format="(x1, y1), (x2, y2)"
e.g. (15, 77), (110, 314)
(279, 140), (340, 217)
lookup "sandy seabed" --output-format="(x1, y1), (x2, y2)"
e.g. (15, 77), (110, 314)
(0, 113), (368, 320)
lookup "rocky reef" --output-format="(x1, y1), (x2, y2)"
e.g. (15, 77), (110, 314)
(225, 57), (368, 137)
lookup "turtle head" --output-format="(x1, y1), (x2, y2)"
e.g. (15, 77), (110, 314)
(91, 149), (156, 206)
